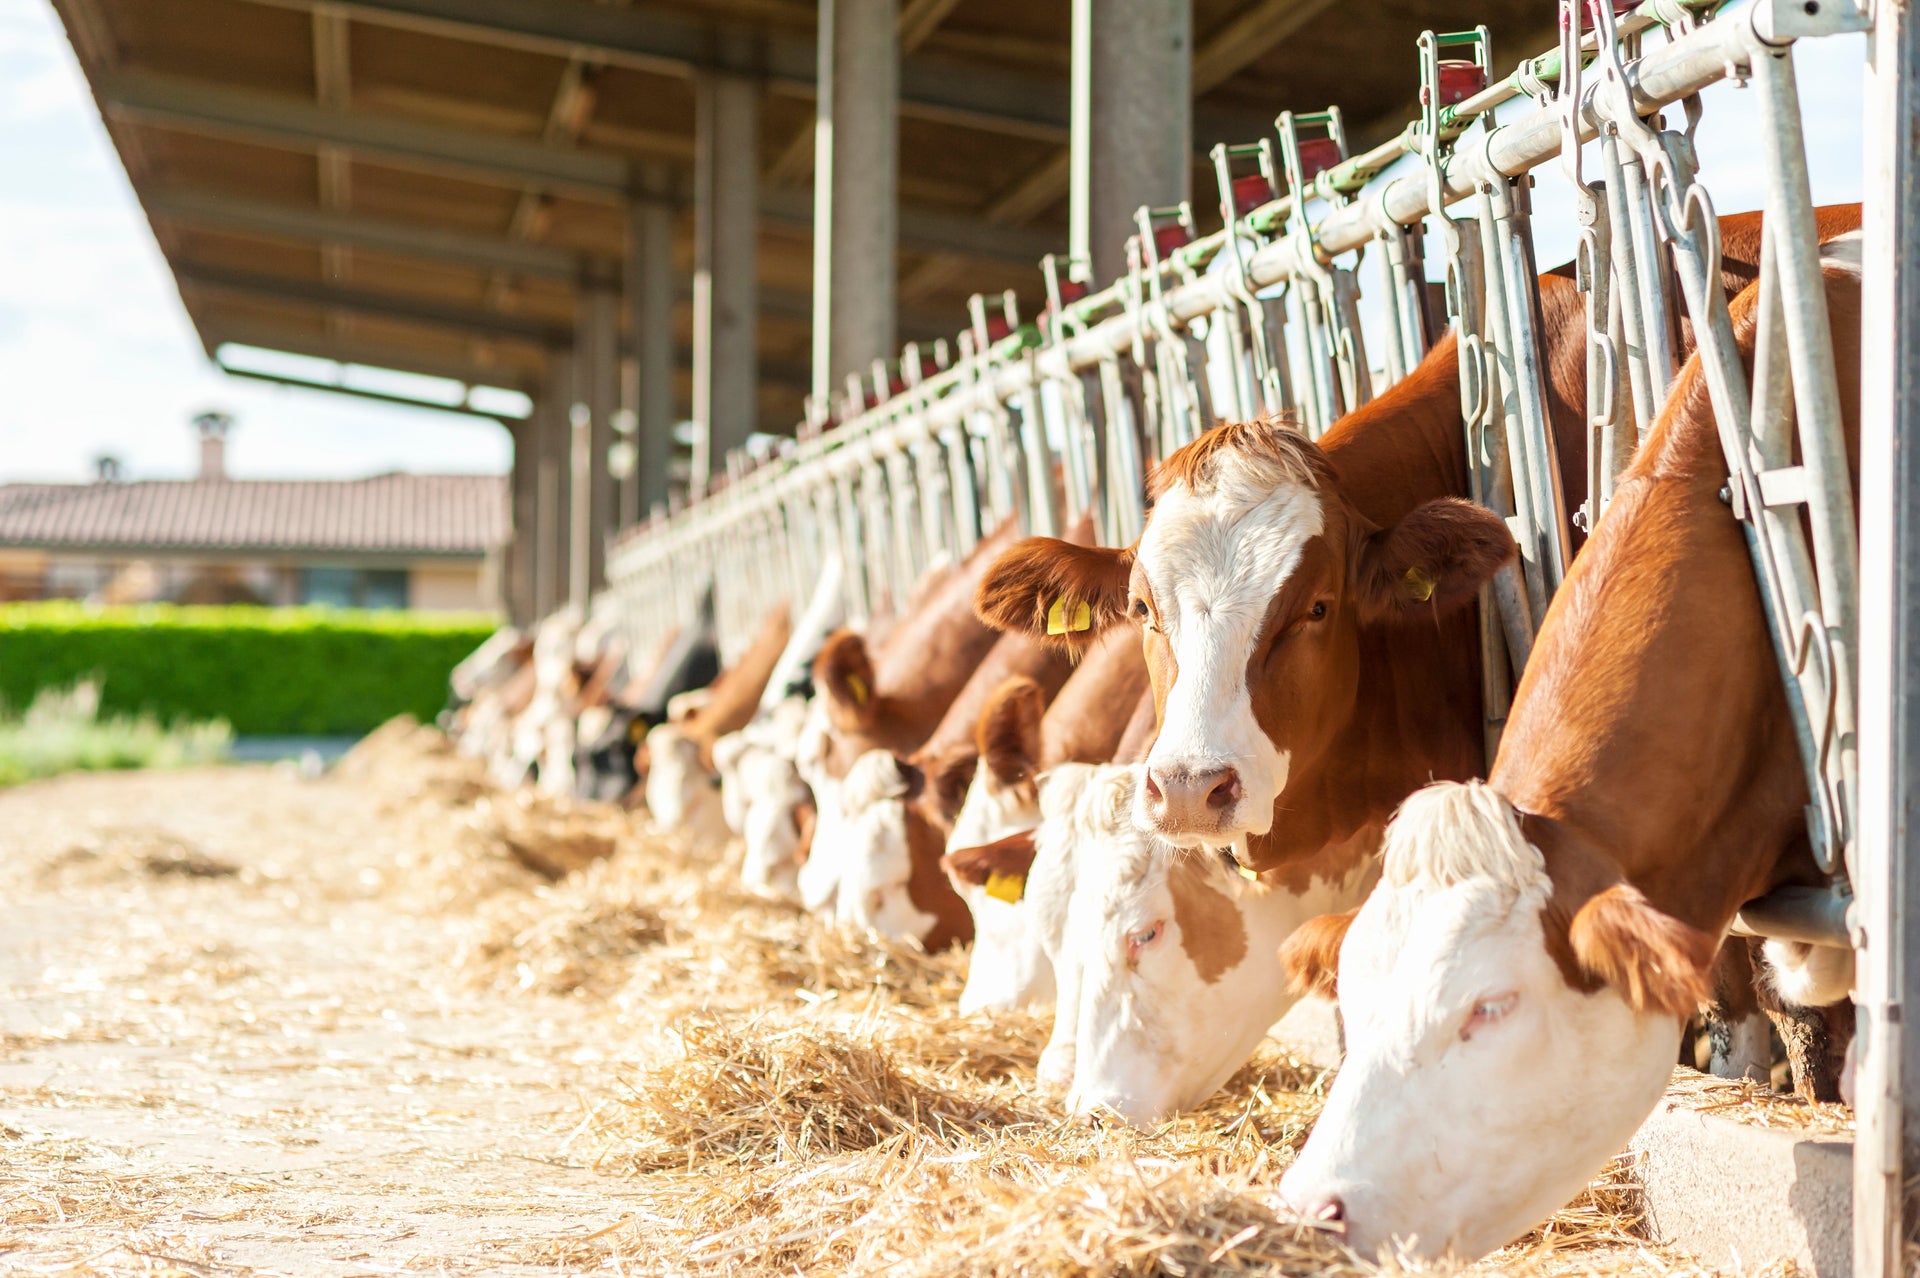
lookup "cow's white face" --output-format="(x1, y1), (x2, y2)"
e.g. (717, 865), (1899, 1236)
(1132, 455), (1322, 847)
(739, 748), (809, 902)
(643, 724), (723, 840)
(1061, 778), (1374, 1126)
(947, 761), (1052, 1015)
(1280, 784), (1683, 1261)
(832, 750), (937, 942)
(948, 760), (1041, 858)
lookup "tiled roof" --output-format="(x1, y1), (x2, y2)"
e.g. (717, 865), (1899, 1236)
(0, 473), (507, 558)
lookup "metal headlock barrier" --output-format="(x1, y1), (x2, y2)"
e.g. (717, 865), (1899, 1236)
(599, 1), (1920, 1267)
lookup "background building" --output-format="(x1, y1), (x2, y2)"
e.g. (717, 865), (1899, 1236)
(0, 416), (504, 612)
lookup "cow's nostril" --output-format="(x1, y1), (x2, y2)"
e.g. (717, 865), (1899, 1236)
(1206, 769), (1241, 810)
(1144, 771), (1165, 804)
(1314, 1195), (1346, 1225)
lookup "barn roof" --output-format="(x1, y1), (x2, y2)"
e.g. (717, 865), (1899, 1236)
(0, 473), (507, 559)
(48, 0), (1558, 445)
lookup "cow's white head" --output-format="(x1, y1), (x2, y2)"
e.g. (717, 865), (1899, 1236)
(1278, 781), (1714, 1260)
(831, 749), (944, 943)
(974, 422), (1513, 854)
(738, 746), (811, 902)
(943, 827), (1051, 1014)
(1035, 764), (1347, 1126)
(643, 723), (722, 840)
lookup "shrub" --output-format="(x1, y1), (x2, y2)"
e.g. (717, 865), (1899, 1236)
(0, 603), (498, 736)
(0, 680), (232, 786)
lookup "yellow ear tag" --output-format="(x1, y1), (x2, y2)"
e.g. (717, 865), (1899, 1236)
(628, 718), (647, 744)
(984, 871), (1027, 903)
(1235, 862), (1261, 883)
(1045, 596), (1093, 635)
(846, 673), (869, 706)
(1403, 566), (1437, 603)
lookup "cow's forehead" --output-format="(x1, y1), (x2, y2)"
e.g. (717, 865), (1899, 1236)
(1137, 474), (1324, 620)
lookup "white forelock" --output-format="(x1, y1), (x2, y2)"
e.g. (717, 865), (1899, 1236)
(1381, 780), (1547, 898)
(840, 749), (910, 815)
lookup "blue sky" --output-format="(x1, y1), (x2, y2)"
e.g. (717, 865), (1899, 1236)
(0, 2), (1868, 484)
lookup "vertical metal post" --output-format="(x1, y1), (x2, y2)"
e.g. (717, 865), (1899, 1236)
(1856, 1), (1920, 1271)
(628, 194), (676, 518)
(506, 420), (539, 625)
(693, 68), (759, 499)
(1069, 0), (1191, 287)
(538, 359), (574, 618)
(576, 275), (619, 597)
(813, 0), (898, 403)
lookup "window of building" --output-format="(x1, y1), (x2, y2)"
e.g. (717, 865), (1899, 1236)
(299, 567), (411, 610)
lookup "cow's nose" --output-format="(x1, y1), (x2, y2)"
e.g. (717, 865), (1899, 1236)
(1142, 765), (1241, 828)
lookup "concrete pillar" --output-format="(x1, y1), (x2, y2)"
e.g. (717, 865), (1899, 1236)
(534, 362), (573, 618)
(628, 197), (677, 517)
(506, 422), (539, 625)
(571, 276), (619, 606)
(693, 70), (759, 498)
(812, 0), (898, 404)
(1069, 0), (1191, 287)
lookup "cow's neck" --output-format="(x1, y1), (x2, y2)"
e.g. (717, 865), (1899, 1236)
(1246, 610), (1486, 872)
(1318, 336), (1472, 523)
(1492, 441), (1815, 939)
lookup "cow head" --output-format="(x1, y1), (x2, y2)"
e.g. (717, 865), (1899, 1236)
(832, 748), (976, 947)
(945, 676), (1047, 856)
(1277, 781), (1714, 1260)
(738, 746), (812, 902)
(643, 723), (724, 841)
(977, 420), (1512, 855)
(942, 828), (1051, 1013)
(1029, 764), (1357, 1126)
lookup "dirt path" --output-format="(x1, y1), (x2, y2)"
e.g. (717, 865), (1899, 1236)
(0, 765), (629, 1276)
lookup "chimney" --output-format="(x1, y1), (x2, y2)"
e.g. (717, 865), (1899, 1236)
(192, 410), (233, 481)
(93, 454), (122, 483)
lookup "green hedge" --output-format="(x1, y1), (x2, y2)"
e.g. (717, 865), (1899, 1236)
(0, 603), (499, 736)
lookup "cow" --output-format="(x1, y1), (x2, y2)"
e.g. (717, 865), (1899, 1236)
(792, 517), (1021, 913)
(1273, 239), (1864, 1262)
(940, 628), (1149, 1011)
(643, 600), (793, 836)
(827, 586), (1087, 948)
(574, 587), (721, 802)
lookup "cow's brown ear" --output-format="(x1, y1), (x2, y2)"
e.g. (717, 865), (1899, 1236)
(975, 537), (1133, 647)
(942, 828), (1040, 889)
(1559, 883), (1716, 1019)
(1279, 908), (1358, 1000)
(1356, 498), (1515, 621)
(977, 676), (1046, 790)
(813, 629), (878, 730)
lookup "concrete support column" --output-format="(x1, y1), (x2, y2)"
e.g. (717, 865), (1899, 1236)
(1069, 0), (1191, 287)
(812, 0), (898, 405)
(693, 70), (760, 498)
(628, 196), (677, 518)
(572, 279), (619, 606)
(505, 421), (539, 625)
(534, 360), (573, 618)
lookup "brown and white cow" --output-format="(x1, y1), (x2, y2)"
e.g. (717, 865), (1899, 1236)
(940, 629), (1149, 1010)
(645, 600), (794, 839)
(831, 614), (1080, 948)
(792, 517), (1021, 911)
(1275, 237), (1863, 1262)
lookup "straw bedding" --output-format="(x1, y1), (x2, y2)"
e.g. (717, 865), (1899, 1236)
(0, 722), (1820, 1275)
(402, 728), (1766, 1278)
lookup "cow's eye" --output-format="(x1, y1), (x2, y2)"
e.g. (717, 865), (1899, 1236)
(1460, 991), (1519, 1041)
(1308, 601), (1329, 621)
(1125, 920), (1164, 963)
(1130, 598), (1149, 620)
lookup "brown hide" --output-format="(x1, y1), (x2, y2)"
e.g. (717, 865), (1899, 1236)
(1497, 262), (1861, 1001)
(809, 515), (1024, 780)
(680, 602), (794, 763)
